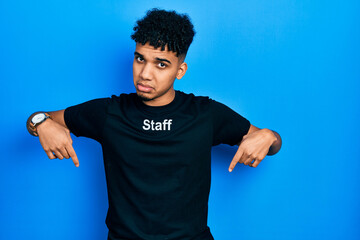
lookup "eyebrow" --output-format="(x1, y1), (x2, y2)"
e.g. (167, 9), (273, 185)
(134, 51), (143, 57)
(155, 57), (171, 64)
(134, 51), (172, 65)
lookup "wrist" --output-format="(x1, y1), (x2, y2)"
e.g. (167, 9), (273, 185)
(36, 118), (52, 136)
(262, 128), (277, 144)
(27, 112), (51, 136)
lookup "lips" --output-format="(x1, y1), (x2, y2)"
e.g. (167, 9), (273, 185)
(137, 83), (154, 93)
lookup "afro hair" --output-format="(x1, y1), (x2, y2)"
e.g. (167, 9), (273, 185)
(131, 8), (195, 57)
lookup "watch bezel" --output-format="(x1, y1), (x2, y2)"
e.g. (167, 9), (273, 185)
(31, 113), (50, 127)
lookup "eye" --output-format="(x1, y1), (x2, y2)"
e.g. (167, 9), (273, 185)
(158, 62), (166, 68)
(136, 56), (144, 62)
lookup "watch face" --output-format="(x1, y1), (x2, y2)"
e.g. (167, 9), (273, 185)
(32, 113), (46, 124)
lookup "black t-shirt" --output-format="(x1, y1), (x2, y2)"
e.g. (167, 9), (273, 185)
(64, 90), (250, 240)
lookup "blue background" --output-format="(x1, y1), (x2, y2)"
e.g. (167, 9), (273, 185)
(1, 0), (359, 239)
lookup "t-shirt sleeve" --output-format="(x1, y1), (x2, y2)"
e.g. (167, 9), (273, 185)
(64, 98), (110, 142)
(210, 99), (251, 146)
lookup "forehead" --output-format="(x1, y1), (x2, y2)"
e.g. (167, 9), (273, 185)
(135, 42), (178, 61)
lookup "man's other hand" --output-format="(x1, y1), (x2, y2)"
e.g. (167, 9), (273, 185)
(37, 119), (79, 167)
(228, 128), (277, 171)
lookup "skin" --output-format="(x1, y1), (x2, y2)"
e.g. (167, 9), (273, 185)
(133, 42), (187, 106)
(230, 125), (282, 170)
(28, 42), (282, 169)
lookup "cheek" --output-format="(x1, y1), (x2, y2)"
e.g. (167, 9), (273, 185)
(132, 64), (140, 77)
(132, 63), (135, 74)
(164, 67), (179, 80)
(158, 71), (176, 86)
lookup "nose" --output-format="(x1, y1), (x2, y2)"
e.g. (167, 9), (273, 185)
(139, 63), (153, 81)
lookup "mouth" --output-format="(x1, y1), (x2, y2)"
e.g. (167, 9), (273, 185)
(137, 83), (154, 93)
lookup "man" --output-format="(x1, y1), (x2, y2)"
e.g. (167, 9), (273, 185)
(27, 9), (282, 240)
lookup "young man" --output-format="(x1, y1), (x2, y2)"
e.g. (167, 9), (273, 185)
(27, 9), (282, 240)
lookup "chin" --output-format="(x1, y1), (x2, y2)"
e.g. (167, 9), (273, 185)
(136, 91), (155, 102)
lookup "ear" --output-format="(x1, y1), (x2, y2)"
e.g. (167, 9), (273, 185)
(176, 62), (188, 80)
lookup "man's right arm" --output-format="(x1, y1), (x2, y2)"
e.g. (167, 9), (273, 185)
(27, 110), (79, 167)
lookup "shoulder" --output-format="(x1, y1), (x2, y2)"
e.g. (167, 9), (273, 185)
(184, 92), (229, 110)
(176, 91), (233, 115)
(108, 93), (139, 107)
(65, 97), (112, 112)
(110, 92), (137, 102)
(176, 90), (211, 105)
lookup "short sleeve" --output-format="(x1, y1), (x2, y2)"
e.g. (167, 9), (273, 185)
(64, 98), (110, 142)
(210, 99), (251, 146)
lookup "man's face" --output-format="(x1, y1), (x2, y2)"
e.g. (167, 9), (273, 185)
(133, 42), (187, 106)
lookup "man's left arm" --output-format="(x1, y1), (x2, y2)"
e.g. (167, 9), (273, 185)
(228, 124), (282, 172)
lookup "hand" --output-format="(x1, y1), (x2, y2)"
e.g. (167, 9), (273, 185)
(37, 119), (79, 167)
(228, 129), (277, 171)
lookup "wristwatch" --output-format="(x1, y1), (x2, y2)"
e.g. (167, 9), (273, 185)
(31, 113), (50, 127)
(29, 113), (51, 136)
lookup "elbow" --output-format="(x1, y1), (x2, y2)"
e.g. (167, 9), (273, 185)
(267, 130), (282, 156)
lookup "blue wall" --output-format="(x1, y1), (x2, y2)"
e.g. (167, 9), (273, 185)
(1, 1), (359, 239)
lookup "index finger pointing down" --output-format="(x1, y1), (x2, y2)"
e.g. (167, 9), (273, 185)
(66, 144), (79, 167)
(229, 147), (244, 172)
